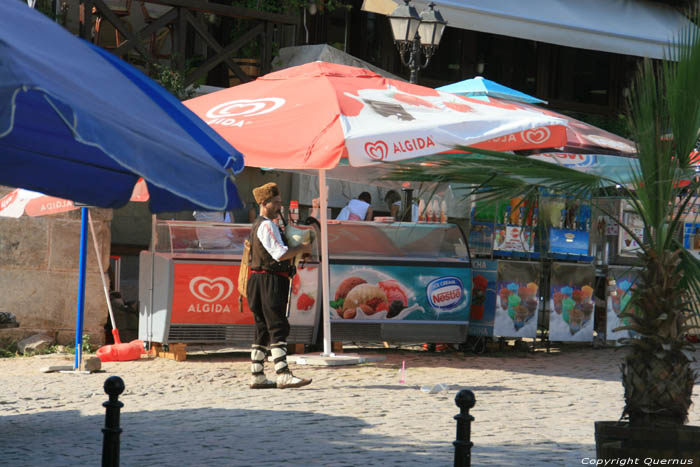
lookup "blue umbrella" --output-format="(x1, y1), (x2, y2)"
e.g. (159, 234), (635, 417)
(0, 1), (244, 213)
(438, 76), (547, 105)
(0, 2), (246, 369)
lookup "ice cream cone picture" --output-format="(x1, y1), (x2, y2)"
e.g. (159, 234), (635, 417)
(581, 285), (594, 300)
(562, 297), (575, 323)
(553, 292), (564, 314)
(507, 294), (521, 320)
(569, 307), (583, 334)
(514, 305), (529, 329)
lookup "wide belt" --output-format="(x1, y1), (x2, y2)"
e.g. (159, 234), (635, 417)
(250, 269), (290, 279)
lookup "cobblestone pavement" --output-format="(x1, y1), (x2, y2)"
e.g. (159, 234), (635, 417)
(1, 345), (699, 466)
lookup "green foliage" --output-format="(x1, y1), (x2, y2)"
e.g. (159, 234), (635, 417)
(386, 23), (700, 426)
(82, 334), (94, 354)
(150, 64), (196, 101)
(0, 341), (19, 358)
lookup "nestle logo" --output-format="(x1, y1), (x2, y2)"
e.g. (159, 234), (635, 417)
(426, 276), (465, 311)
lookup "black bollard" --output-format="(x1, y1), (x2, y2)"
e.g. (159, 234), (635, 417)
(453, 389), (476, 467)
(102, 376), (125, 467)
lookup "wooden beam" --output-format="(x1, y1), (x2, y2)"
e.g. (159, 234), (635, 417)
(79, 0), (94, 41)
(185, 21), (264, 86)
(184, 10), (246, 80)
(175, 7), (187, 73)
(92, 0), (156, 63)
(141, 0), (299, 25)
(113, 7), (178, 57)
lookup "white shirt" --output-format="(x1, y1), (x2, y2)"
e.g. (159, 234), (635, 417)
(256, 217), (288, 261)
(336, 199), (370, 221)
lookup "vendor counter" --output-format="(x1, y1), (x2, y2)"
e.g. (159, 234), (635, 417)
(138, 220), (321, 346)
(138, 219), (473, 346)
(326, 221), (472, 344)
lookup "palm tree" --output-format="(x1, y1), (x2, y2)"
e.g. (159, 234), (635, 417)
(386, 31), (700, 427)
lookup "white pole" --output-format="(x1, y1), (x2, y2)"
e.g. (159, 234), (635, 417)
(88, 210), (116, 331)
(318, 169), (333, 356)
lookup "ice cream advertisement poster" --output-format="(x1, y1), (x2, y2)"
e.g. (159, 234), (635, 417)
(494, 261), (541, 338)
(606, 266), (640, 341)
(548, 263), (595, 342)
(288, 264), (320, 327)
(329, 264), (471, 322)
(469, 259), (498, 337)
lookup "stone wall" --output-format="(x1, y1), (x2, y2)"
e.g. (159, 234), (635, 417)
(0, 186), (112, 346)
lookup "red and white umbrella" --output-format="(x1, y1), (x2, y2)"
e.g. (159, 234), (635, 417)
(0, 178), (148, 218)
(184, 61), (570, 355)
(184, 62), (568, 169)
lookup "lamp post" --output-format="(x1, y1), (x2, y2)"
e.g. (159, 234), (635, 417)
(388, 1), (447, 84)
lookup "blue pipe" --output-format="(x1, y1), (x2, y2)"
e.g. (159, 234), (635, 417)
(74, 207), (88, 370)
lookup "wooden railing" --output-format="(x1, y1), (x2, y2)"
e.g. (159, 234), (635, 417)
(79, 0), (300, 86)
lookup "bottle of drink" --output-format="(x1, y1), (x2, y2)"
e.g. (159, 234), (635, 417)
(504, 206), (512, 225)
(418, 199), (426, 223)
(289, 200), (299, 224)
(425, 199), (433, 223)
(432, 199), (440, 223)
(440, 199), (447, 224)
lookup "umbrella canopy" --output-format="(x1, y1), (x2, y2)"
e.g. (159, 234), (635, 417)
(0, 180), (148, 218)
(438, 78), (639, 184)
(438, 81), (636, 157)
(527, 153), (640, 185)
(184, 61), (570, 356)
(438, 76), (547, 104)
(0, 1), (244, 212)
(184, 61), (569, 169)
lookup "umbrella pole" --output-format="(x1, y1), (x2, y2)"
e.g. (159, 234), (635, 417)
(319, 170), (333, 356)
(88, 210), (120, 344)
(74, 207), (88, 370)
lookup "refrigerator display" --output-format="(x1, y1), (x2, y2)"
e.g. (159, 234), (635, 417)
(327, 221), (472, 343)
(139, 220), (321, 345)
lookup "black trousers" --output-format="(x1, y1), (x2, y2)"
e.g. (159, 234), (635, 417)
(246, 272), (290, 346)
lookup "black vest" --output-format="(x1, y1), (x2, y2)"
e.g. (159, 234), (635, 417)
(250, 216), (293, 273)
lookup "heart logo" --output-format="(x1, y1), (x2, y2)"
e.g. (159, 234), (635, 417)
(364, 141), (389, 161)
(189, 276), (234, 303)
(521, 127), (551, 145)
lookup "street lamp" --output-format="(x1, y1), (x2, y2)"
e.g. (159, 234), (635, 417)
(388, 1), (447, 84)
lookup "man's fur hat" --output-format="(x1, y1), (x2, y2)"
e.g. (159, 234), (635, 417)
(253, 182), (280, 204)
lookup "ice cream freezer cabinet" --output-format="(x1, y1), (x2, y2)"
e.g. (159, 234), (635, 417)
(326, 221), (473, 344)
(138, 220), (321, 346)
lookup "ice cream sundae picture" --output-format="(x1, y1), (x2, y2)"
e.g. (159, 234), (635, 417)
(550, 284), (594, 335)
(496, 281), (538, 330)
(608, 279), (637, 338)
(330, 276), (409, 320)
